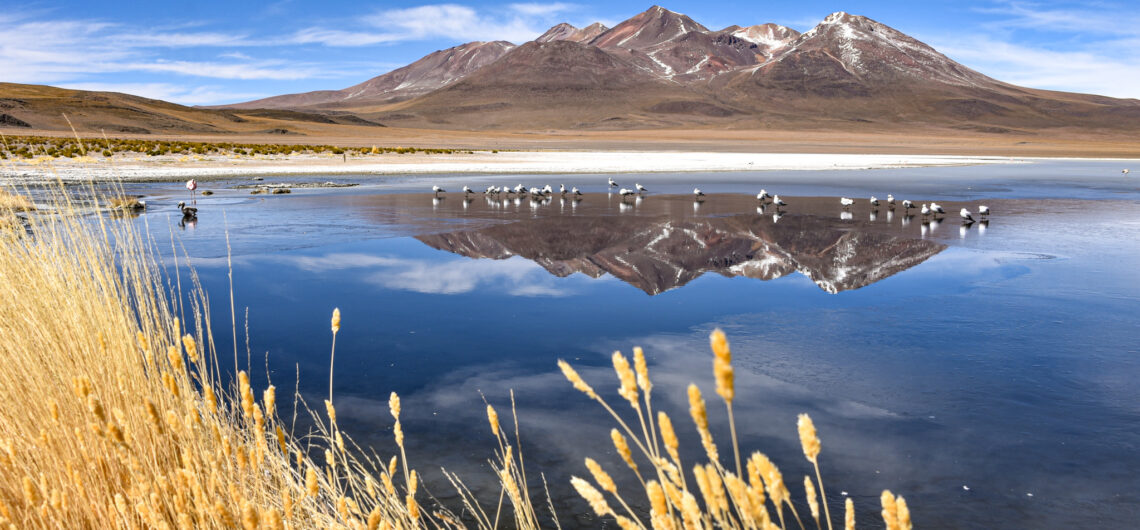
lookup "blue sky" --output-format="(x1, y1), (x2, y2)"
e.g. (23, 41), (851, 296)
(3, 1), (1138, 105)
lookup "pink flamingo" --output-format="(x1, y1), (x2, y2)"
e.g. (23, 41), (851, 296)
(186, 179), (198, 204)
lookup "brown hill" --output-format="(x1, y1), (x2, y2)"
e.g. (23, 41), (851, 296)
(0, 82), (387, 136)
(225, 41), (517, 110)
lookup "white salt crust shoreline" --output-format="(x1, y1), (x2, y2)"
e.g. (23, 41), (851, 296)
(0, 151), (1044, 183)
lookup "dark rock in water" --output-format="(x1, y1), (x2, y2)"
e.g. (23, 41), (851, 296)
(252, 177), (264, 181)
(0, 114), (31, 128)
(271, 188), (291, 194)
(250, 189), (265, 195)
(200, 190), (214, 196)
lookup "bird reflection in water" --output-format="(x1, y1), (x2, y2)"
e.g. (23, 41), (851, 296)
(840, 211), (853, 220)
(414, 205), (946, 295)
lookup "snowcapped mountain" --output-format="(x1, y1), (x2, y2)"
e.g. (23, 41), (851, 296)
(220, 5), (1140, 132)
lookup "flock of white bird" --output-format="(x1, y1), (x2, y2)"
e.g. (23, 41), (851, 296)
(432, 179), (991, 226)
(838, 193), (990, 224)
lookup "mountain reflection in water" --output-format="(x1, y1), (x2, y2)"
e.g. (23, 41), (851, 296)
(408, 195), (946, 294)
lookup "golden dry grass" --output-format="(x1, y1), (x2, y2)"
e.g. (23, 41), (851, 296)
(0, 186), (911, 529)
(0, 192), (477, 529)
(0, 189), (34, 211)
(557, 331), (913, 530)
(107, 196), (145, 211)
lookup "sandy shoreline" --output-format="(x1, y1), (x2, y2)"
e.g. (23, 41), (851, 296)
(0, 150), (1039, 183)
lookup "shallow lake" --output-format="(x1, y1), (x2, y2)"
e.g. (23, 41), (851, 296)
(67, 160), (1140, 528)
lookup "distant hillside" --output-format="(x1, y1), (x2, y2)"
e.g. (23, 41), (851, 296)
(0, 82), (385, 135)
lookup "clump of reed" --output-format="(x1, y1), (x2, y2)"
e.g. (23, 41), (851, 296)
(558, 330), (913, 530)
(107, 196), (146, 212)
(0, 188), (34, 211)
(0, 190), (480, 528)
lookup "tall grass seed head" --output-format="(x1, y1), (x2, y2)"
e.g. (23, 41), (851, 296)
(571, 476), (612, 517)
(487, 404), (500, 437)
(710, 328), (731, 362)
(714, 358), (734, 404)
(611, 428), (637, 473)
(181, 334), (198, 363)
(798, 413), (821, 464)
(612, 351), (639, 407)
(388, 392), (400, 420)
(558, 359), (598, 399)
(331, 308), (341, 334)
(585, 458), (617, 494)
(632, 346), (652, 394)
(804, 475), (819, 522)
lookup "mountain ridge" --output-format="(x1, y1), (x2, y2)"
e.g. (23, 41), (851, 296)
(4, 6), (1139, 137)
(208, 5), (1140, 133)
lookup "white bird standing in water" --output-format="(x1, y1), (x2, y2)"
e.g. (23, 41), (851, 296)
(960, 207), (975, 223)
(560, 184), (567, 196)
(978, 205), (990, 217)
(1124, 169), (1130, 174)
(619, 188), (636, 200)
(542, 184), (553, 195)
(432, 185), (445, 197)
(902, 199), (914, 211)
(693, 188), (705, 198)
(757, 189), (771, 202)
(887, 194), (896, 208)
(840, 197), (854, 209)
(636, 183), (648, 194)
(920, 203), (931, 218)
(773, 195), (787, 209)
(572, 186), (582, 197)
(930, 202), (946, 216)
(608, 177), (619, 189)
(462, 185), (473, 196)
(869, 196), (880, 209)
(186, 179), (198, 203)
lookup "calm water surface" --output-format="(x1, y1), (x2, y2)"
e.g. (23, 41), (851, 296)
(81, 161), (1140, 528)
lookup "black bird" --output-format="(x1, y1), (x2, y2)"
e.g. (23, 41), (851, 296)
(177, 201), (197, 219)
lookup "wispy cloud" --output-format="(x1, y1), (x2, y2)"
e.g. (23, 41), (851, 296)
(931, 35), (1140, 98)
(294, 3), (582, 47)
(920, 1), (1140, 98)
(974, 0), (1140, 36)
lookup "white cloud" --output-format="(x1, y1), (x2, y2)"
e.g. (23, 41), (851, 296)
(295, 2), (582, 47)
(121, 60), (326, 80)
(975, 1), (1140, 37)
(508, 3), (576, 17)
(928, 34), (1140, 99)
